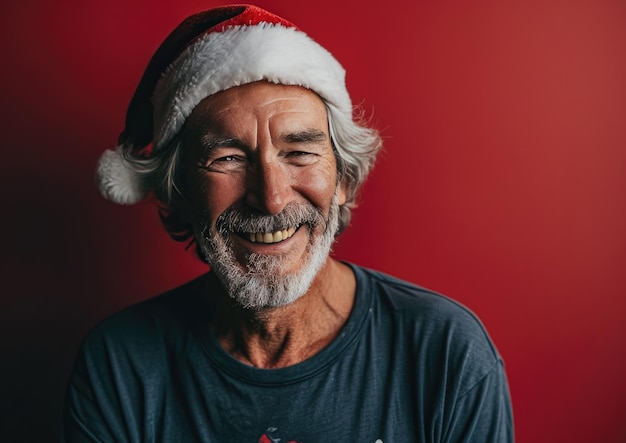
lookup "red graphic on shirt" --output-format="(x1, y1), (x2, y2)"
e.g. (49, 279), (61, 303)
(258, 427), (302, 443)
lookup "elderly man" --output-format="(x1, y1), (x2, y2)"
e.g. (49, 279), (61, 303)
(63, 5), (513, 442)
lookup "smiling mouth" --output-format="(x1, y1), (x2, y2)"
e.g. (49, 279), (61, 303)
(242, 227), (298, 244)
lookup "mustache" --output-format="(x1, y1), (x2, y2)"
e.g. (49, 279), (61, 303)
(214, 202), (326, 236)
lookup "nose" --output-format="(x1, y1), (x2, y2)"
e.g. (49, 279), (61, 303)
(245, 158), (291, 215)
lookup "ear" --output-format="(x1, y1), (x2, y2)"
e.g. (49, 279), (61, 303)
(337, 181), (348, 206)
(155, 181), (198, 243)
(175, 199), (192, 224)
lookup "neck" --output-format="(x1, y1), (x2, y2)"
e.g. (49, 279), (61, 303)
(206, 259), (355, 368)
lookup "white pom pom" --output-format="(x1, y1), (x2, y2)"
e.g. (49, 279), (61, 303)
(95, 147), (146, 205)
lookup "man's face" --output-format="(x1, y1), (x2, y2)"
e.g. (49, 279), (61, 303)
(181, 82), (346, 309)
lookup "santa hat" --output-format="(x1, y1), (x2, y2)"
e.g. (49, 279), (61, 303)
(96, 4), (352, 205)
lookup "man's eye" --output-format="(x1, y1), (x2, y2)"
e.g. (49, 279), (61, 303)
(286, 151), (317, 165)
(287, 151), (314, 161)
(216, 155), (239, 162)
(198, 154), (246, 172)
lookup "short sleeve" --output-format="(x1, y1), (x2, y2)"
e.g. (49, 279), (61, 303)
(444, 359), (514, 442)
(62, 344), (116, 443)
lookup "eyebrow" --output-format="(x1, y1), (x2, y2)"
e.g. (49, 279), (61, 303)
(281, 130), (328, 144)
(199, 136), (247, 152)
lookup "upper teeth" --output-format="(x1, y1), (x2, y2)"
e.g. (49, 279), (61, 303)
(247, 227), (296, 244)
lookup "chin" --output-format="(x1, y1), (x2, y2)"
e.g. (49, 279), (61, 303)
(199, 195), (340, 309)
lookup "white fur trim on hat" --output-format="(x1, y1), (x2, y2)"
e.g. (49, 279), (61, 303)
(96, 147), (146, 204)
(152, 23), (352, 151)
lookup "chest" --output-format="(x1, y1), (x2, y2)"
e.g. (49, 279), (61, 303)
(142, 341), (428, 442)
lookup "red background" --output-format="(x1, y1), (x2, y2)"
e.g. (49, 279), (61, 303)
(2, 0), (625, 441)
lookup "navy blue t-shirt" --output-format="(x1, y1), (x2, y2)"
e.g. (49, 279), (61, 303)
(63, 264), (513, 442)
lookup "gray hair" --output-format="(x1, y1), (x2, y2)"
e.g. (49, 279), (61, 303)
(121, 101), (382, 243)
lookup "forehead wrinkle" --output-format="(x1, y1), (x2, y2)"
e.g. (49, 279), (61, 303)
(259, 95), (318, 107)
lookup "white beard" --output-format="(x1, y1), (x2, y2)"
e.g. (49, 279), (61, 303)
(197, 193), (340, 309)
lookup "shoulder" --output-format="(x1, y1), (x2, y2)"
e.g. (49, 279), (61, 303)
(354, 264), (494, 336)
(351, 264), (504, 393)
(78, 274), (207, 362)
(64, 275), (210, 440)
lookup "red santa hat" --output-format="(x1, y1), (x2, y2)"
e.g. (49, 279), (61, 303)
(96, 4), (352, 205)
